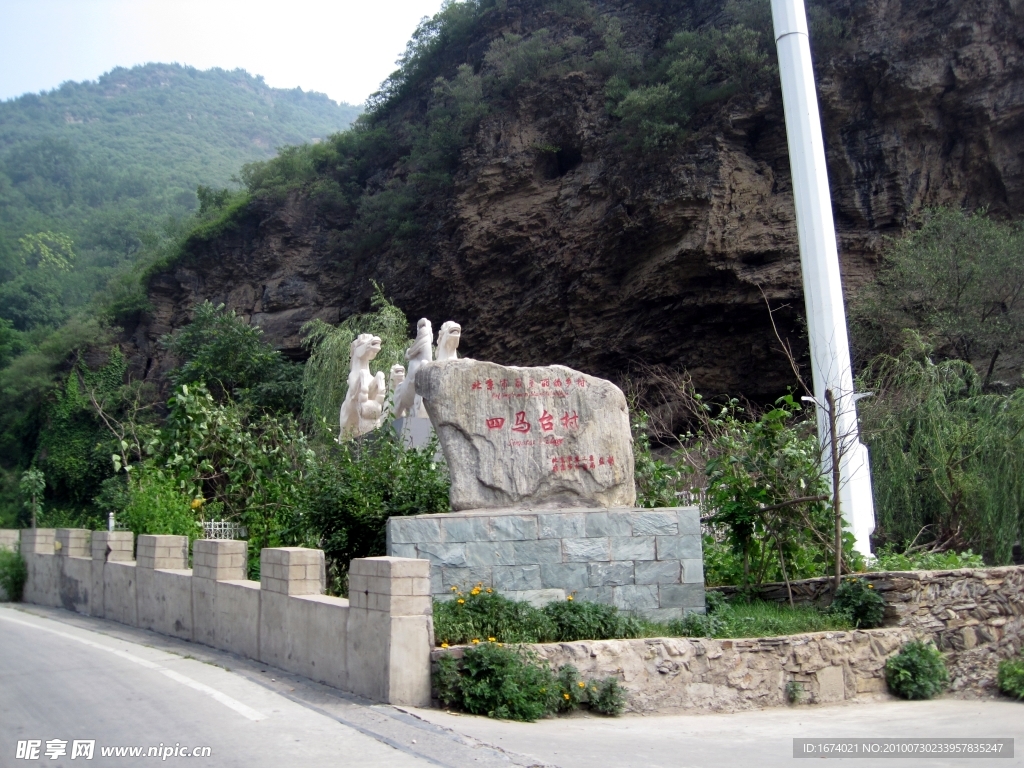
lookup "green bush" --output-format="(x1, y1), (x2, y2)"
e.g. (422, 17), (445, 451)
(829, 578), (886, 629)
(436, 642), (560, 722)
(434, 644), (626, 721)
(434, 588), (556, 646)
(544, 597), (646, 642)
(885, 641), (949, 700)
(0, 549), (27, 602)
(434, 589), (650, 646)
(997, 655), (1024, 700)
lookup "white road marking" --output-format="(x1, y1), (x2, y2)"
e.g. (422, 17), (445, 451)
(0, 609), (266, 721)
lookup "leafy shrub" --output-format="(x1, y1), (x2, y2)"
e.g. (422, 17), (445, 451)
(434, 644), (626, 721)
(0, 549), (27, 602)
(437, 642), (559, 722)
(997, 655), (1024, 700)
(434, 590), (649, 646)
(586, 677), (626, 716)
(829, 578), (886, 629)
(868, 546), (985, 572)
(434, 588), (556, 646)
(885, 641), (948, 700)
(304, 428), (449, 590)
(544, 597), (646, 642)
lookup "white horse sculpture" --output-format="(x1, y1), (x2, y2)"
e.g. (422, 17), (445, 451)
(338, 333), (387, 439)
(393, 318), (433, 419)
(436, 321), (461, 362)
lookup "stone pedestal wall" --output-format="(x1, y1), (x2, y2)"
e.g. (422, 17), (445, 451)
(387, 506), (705, 620)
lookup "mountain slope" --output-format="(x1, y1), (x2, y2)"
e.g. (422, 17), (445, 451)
(0, 63), (361, 330)
(129, 0), (1024, 426)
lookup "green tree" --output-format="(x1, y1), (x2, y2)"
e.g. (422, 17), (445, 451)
(19, 468), (44, 528)
(858, 339), (1024, 563)
(852, 208), (1024, 386)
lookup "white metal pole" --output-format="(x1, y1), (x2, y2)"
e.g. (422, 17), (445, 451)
(770, 0), (875, 556)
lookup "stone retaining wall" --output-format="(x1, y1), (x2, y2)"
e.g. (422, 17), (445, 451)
(387, 506), (705, 620)
(712, 566), (1024, 694)
(5, 528), (433, 706)
(435, 628), (917, 714)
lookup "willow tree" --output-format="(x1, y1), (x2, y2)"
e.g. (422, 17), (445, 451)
(300, 285), (409, 430)
(858, 337), (1024, 564)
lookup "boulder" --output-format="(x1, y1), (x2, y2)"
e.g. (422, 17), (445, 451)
(416, 359), (635, 510)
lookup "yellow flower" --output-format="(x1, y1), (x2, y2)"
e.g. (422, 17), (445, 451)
(868, 584), (875, 589)
(471, 588), (481, 595)
(450, 586), (458, 592)
(497, 643), (504, 647)
(472, 638), (480, 644)
(563, 693), (570, 700)
(441, 643), (449, 648)
(457, 599), (465, 604)
(486, 588), (493, 593)
(488, 637), (496, 642)
(190, 497), (204, 510)
(578, 681), (586, 688)
(567, 595), (574, 601)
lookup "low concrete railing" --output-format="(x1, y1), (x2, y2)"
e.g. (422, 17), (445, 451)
(2, 529), (432, 706)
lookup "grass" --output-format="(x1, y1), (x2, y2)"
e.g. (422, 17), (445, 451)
(433, 588), (854, 647)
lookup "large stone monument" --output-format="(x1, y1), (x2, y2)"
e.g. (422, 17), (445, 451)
(416, 360), (635, 510)
(388, 358), (705, 619)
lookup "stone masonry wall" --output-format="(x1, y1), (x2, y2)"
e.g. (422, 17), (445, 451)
(434, 628), (916, 714)
(387, 506), (704, 620)
(711, 566), (1024, 694)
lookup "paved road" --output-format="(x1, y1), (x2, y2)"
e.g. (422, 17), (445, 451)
(2, 603), (1022, 768)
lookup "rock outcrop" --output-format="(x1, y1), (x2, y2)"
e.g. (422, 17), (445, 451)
(125, 0), (1024, 426)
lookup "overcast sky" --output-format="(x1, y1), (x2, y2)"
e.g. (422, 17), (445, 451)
(0, 0), (448, 105)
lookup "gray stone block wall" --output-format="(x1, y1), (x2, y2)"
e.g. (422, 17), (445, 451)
(387, 507), (705, 619)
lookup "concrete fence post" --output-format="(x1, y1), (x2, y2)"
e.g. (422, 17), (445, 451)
(19, 529), (56, 606)
(89, 532), (134, 619)
(346, 557), (433, 706)
(55, 528), (91, 558)
(20, 528), (55, 555)
(136, 534), (189, 570)
(192, 539), (260, 658)
(136, 534), (192, 640)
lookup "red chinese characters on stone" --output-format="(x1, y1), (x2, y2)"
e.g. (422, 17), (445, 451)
(512, 411), (531, 433)
(560, 411), (579, 429)
(551, 455), (616, 472)
(539, 410), (554, 432)
(486, 417), (505, 430)
(471, 381), (482, 390)
(486, 379), (494, 391)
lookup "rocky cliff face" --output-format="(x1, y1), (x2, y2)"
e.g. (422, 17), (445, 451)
(127, 0), (1024, 429)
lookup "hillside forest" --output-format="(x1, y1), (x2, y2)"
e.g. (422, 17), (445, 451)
(0, 0), (1021, 590)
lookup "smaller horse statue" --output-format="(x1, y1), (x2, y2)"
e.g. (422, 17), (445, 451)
(338, 333), (387, 439)
(436, 321), (462, 362)
(393, 318), (433, 419)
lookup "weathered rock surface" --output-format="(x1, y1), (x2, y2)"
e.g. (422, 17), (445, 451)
(123, 0), (1024, 421)
(416, 359), (634, 510)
